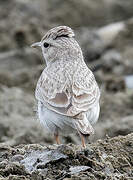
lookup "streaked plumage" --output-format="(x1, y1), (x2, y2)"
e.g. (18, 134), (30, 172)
(31, 26), (100, 147)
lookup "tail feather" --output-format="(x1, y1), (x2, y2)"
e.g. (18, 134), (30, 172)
(75, 114), (94, 135)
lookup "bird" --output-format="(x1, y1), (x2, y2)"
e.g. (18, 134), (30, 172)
(31, 26), (100, 148)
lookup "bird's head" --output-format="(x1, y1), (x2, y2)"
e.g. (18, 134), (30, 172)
(31, 26), (83, 65)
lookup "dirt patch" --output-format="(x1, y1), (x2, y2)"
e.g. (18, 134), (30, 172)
(0, 133), (133, 180)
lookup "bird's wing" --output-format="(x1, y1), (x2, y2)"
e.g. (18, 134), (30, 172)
(35, 66), (72, 116)
(67, 63), (100, 117)
(35, 63), (100, 134)
(68, 63), (100, 134)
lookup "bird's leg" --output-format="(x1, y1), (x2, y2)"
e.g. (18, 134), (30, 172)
(78, 131), (86, 148)
(54, 133), (60, 145)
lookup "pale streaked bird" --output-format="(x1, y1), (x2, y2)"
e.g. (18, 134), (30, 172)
(31, 26), (100, 148)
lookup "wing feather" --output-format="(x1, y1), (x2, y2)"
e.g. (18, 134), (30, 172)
(35, 62), (100, 118)
(67, 63), (100, 116)
(35, 65), (71, 115)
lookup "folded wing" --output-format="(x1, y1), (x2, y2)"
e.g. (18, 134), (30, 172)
(35, 63), (100, 134)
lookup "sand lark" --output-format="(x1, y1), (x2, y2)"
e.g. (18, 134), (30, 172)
(31, 26), (100, 148)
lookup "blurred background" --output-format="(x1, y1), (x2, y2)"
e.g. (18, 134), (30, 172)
(0, 0), (133, 146)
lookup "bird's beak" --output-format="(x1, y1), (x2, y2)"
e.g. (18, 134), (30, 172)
(31, 42), (41, 48)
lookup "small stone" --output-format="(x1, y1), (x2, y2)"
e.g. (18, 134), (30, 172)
(69, 166), (90, 174)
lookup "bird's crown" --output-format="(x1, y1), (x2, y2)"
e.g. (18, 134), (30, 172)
(41, 26), (75, 41)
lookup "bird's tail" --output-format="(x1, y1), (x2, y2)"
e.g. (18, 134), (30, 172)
(74, 113), (94, 135)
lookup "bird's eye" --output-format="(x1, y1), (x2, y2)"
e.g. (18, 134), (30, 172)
(43, 42), (50, 48)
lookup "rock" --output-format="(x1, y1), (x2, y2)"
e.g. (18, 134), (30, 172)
(21, 149), (68, 173)
(69, 166), (90, 175)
